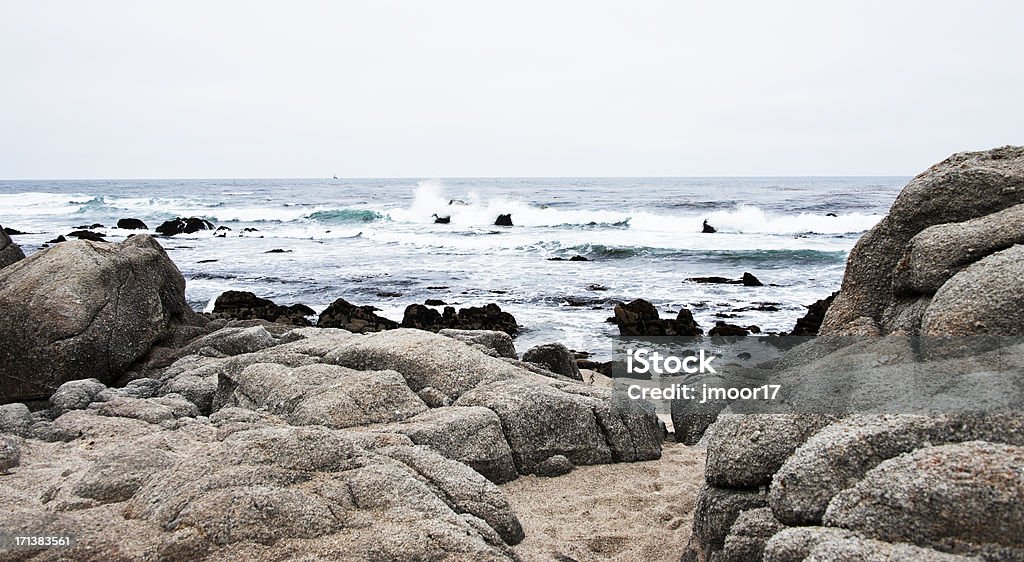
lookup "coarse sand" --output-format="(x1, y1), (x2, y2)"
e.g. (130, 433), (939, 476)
(503, 442), (705, 561)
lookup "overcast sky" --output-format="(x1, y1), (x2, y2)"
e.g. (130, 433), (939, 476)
(1, 1), (1021, 179)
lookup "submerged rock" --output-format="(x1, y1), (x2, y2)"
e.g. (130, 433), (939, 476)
(494, 213), (513, 226)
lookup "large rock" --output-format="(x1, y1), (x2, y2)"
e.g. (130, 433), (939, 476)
(893, 203), (1024, 295)
(824, 441), (1024, 556)
(762, 527), (972, 562)
(769, 415), (953, 525)
(325, 328), (526, 401)
(704, 414), (831, 489)
(719, 507), (786, 562)
(920, 244), (1024, 336)
(823, 146), (1024, 333)
(379, 406), (518, 483)
(212, 291), (314, 326)
(219, 363), (427, 428)
(0, 226), (25, 269)
(0, 236), (204, 401)
(317, 297), (398, 333)
(455, 378), (661, 475)
(691, 485), (768, 552)
(522, 343), (582, 380)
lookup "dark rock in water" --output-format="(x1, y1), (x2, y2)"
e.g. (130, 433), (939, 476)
(265, 249), (291, 254)
(703, 219), (717, 233)
(317, 298), (399, 333)
(547, 257), (565, 261)
(688, 272), (764, 286)
(708, 322), (750, 337)
(215, 225), (232, 231)
(612, 299), (703, 336)
(424, 299), (447, 306)
(212, 290), (313, 326)
(2, 227), (27, 235)
(569, 255), (589, 262)
(0, 235), (206, 402)
(242, 227), (259, 233)
(826, 212), (838, 217)
(454, 304), (519, 335)
(376, 291), (402, 298)
(117, 218), (149, 230)
(432, 214), (451, 224)
(533, 455), (574, 477)
(45, 235), (67, 244)
(402, 304), (445, 331)
(197, 259), (218, 263)
(522, 343), (582, 380)
(690, 276), (733, 284)
(449, 199), (467, 206)
(587, 284), (609, 291)
(494, 214), (513, 226)
(790, 292), (838, 336)
(67, 230), (107, 242)
(401, 303), (519, 335)
(155, 217), (215, 236)
(75, 223), (105, 229)
(742, 272), (763, 286)
(0, 227), (26, 270)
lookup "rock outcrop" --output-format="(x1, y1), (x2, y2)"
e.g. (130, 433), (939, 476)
(155, 217), (215, 236)
(822, 145), (1024, 334)
(0, 323), (662, 560)
(402, 303), (519, 336)
(612, 299), (702, 337)
(0, 236), (205, 402)
(686, 147), (1024, 562)
(316, 298), (399, 333)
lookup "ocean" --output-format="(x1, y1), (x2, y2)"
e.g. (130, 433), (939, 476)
(0, 177), (906, 358)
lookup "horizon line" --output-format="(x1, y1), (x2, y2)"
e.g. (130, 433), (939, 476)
(0, 174), (914, 182)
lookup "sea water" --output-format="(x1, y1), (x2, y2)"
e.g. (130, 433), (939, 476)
(0, 177), (905, 358)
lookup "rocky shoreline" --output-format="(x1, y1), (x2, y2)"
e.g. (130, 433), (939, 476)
(1, 147), (1023, 561)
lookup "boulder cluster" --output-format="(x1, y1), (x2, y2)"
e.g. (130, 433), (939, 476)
(684, 146), (1024, 562)
(0, 234), (661, 560)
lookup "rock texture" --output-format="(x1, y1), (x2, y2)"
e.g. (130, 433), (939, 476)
(0, 236), (205, 402)
(687, 148), (1024, 562)
(0, 225), (25, 269)
(0, 322), (663, 561)
(822, 145), (1024, 334)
